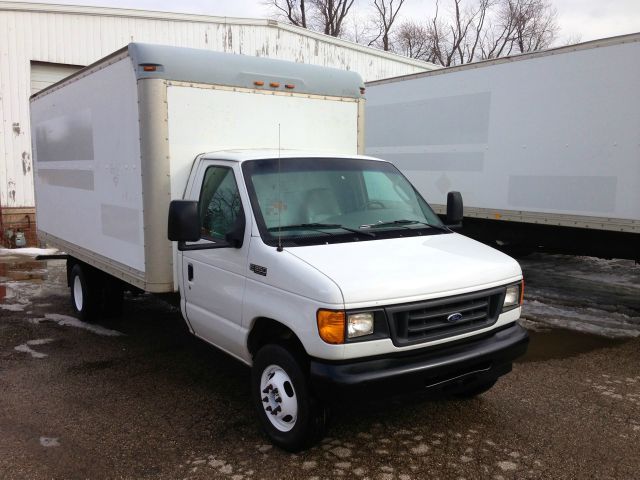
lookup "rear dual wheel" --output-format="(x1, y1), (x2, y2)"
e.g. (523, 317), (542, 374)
(251, 344), (327, 452)
(70, 264), (99, 321)
(69, 262), (123, 321)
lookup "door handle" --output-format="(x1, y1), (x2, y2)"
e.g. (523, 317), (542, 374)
(188, 263), (194, 281)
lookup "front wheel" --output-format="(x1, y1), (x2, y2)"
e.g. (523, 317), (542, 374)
(251, 344), (326, 452)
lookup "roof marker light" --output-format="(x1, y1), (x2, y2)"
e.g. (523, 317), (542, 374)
(284, 84), (295, 89)
(254, 81), (265, 86)
(270, 82), (280, 88)
(142, 65), (157, 72)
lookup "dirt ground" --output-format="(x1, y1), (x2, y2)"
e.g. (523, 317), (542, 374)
(0, 254), (638, 479)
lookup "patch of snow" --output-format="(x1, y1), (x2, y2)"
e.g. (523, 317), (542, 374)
(0, 303), (26, 311)
(497, 461), (518, 471)
(30, 313), (123, 336)
(0, 247), (58, 258)
(39, 437), (60, 447)
(410, 444), (430, 454)
(330, 446), (352, 458)
(522, 300), (640, 338)
(14, 338), (54, 358)
(27, 338), (54, 346)
(15, 343), (47, 359)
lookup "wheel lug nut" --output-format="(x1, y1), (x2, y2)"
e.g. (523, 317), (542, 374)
(275, 397), (282, 403)
(262, 396), (268, 403)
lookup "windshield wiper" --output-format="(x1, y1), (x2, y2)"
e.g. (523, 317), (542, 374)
(267, 223), (376, 237)
(361, 219), (450, 233)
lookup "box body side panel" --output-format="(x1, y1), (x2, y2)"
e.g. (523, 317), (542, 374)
(366, 39), (640, 231)
(31, 57), (147, 277)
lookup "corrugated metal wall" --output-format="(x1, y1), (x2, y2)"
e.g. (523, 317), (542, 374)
(0, 2), (434, 208)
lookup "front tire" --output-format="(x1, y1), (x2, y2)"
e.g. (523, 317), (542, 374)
(251, 344), (326, 452)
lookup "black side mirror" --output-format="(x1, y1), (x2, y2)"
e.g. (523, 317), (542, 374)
(446, 191), (463, 227)
(225, 210), (246, 248)
(168, 200), (200, 242)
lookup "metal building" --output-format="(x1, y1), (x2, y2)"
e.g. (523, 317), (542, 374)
(0, 1), (434, 246)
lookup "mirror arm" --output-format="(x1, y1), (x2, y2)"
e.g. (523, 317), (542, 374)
(177, 241), (232, 251)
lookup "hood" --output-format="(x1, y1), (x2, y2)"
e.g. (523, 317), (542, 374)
(285, 233), (522, 306)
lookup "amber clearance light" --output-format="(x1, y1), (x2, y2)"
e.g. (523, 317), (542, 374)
(317, 310), (345, 344)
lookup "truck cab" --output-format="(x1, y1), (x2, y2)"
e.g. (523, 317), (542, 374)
(169, 150), (528, 451)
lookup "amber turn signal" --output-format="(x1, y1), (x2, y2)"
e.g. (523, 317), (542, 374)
(520, 279), (525, 305)
(317, 309), (345, 344)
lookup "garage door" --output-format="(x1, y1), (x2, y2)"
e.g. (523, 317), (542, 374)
(30, 61), (83, 95)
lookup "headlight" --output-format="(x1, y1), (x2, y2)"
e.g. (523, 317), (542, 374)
(347, 312), (374, 338)
(502, 281), (523, 311)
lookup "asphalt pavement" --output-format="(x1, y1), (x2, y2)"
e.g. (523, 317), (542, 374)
(0, 254), (638, 479)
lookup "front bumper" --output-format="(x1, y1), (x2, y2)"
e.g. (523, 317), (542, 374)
(309, 322), (529, 398)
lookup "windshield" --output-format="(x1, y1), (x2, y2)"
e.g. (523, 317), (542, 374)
(242, 157), (448, 246)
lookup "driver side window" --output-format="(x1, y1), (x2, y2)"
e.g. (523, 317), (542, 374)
(198, 166), (243, 241)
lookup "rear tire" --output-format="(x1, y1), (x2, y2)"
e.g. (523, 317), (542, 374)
(69, 263), (101, 322)
(103, 278), (124, 317)
(251, 344), (327, 452)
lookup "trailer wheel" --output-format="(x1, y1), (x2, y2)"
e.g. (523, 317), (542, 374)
(70, 264), (100, 322)
(251, 344), (327, 452)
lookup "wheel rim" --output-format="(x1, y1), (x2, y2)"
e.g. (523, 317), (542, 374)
(259, 364), (298, 432)
(73, 275), (84, 312)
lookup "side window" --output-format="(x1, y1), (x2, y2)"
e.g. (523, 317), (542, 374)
(198, 166), (243, 241)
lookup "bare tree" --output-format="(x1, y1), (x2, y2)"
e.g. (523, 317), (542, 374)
(394, 21), (432, 59)
(267, 0), (355, 37)
(368, 0), (406, 51)
(510, 0), (558, 53)
(312, 0), (356, 37)
(395, 0), (558, 66)
(268, 0), (308, 28)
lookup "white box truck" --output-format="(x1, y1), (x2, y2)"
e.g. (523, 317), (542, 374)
(366, 33), (640, 261)
(31, 43), (528, 451)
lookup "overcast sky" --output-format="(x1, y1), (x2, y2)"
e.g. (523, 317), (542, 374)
(19, 0), (640, 44)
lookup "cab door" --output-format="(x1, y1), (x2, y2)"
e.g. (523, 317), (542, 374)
(180, 161), (251, 360)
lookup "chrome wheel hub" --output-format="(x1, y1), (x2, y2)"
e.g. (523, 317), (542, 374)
(260, 365), (298, 432)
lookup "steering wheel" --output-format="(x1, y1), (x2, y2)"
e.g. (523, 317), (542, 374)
(366, 200), (386, 210)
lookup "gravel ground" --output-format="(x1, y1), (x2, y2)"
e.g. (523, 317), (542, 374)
(0, 255), (638, 479)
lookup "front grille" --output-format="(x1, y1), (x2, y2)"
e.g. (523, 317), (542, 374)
(386, 287), (506, 347)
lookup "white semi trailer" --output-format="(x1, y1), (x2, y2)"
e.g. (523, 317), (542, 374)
(365, 33), (640, 260)
(31, 43), (528, 450)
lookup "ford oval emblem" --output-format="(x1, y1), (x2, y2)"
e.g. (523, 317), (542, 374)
(447, 312), (463, 323)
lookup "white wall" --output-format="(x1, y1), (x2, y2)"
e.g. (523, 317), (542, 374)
(0, 1), (434, 208)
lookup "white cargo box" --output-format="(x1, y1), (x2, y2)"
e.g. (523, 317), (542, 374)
(31, 43), (365, 292)
(365, 33), (640, 235)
